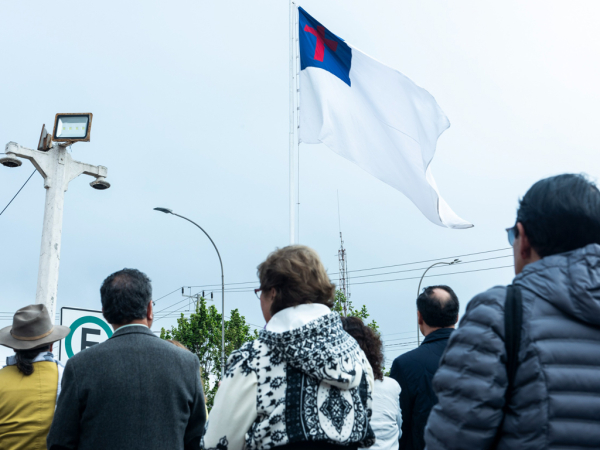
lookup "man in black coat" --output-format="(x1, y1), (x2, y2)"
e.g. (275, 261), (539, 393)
(47, 269), (206, 450)
(390, 285), (459, 450)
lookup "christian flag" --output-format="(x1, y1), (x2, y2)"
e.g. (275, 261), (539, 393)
(298, 7), (472, 229)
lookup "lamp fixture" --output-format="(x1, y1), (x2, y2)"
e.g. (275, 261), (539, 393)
(52, 113), (93, 143)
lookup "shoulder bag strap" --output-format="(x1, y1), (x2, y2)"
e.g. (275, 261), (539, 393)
(490, 284), (522, 449)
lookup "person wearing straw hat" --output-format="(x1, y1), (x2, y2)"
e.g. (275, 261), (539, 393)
(0, 303), (70, 450)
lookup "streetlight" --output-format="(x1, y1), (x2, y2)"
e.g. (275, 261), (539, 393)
(1, 114), (110, 321)
(415, 258), (461, 345)
(154, 208), (226, 378)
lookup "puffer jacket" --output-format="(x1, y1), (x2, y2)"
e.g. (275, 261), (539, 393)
(202, 304), (375, 450)
(425, 243), (600, 450)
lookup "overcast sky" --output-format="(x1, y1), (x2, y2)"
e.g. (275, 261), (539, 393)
(1, 0), (599, 366)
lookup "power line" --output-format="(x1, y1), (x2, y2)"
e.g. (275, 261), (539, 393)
(348, 264), (514, 286)
(153, 287), (184, 303)
(185, 247), (512, 290)
(154, 295), (195, 315)
(346, 248), (511, 274)
(0, 170), (36, 217)
(154, 304), (263, 330)
(189, 263), (514, 293)
(345, 255), (511, 280)
(381, 331), (415, 337)
(384, 341), (419, 348)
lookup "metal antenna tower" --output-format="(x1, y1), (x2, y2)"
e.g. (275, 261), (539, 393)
(337, 192), (350, 315)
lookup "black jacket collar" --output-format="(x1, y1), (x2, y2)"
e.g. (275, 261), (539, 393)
(422, 327), (454, 345)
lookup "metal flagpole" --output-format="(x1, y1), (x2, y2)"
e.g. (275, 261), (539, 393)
(289, 1), (296, 245)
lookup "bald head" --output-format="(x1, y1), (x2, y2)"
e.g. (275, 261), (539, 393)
(417, 285), (459, 328)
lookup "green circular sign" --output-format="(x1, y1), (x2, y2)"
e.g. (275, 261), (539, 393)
(65, 316), (113, 358)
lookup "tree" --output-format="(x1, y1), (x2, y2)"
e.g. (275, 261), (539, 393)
(333, 290), (379, 333)
(160, 296), (258, 410)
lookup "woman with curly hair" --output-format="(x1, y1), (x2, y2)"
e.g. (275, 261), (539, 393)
(202, 245), (375, 450)
(341, 316), (402, 450)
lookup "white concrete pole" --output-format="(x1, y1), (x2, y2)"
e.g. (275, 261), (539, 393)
(5, 141), (109, 322)
(35, 145), (68, 321)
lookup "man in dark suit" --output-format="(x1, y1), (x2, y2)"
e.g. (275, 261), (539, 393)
(47, 269), (206, 450)
(389, 285), (458, 450)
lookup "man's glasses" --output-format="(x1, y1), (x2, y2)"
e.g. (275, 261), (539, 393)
(506, 225), (519, 246)
(254, 288), (262, 300)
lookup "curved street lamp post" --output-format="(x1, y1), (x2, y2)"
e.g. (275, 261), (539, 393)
(154, 208), (225, 378)
(416, 259), (461, 345)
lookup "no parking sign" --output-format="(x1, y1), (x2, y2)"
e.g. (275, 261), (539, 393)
(58, 307), (113, 362)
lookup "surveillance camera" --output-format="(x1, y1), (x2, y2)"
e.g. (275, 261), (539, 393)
(0, 155), (22, 168)
(90, 177), (110, 190)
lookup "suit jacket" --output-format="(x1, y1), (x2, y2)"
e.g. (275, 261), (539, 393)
(389, 328), (453, 450)
(47, 325), (206, 450)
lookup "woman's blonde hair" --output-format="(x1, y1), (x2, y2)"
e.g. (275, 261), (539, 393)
(257, 245), (335, 316)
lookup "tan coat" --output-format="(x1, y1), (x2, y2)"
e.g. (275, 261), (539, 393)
(0, 361), (58, 450)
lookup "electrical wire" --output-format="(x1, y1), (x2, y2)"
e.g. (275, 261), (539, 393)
(181, 263), (514, 294)
(185, 247), (512, 290)
(341, 255), (512, 280)
(0, 170), (36, 217)
(153, 287), (183, 304)
(346, 248), (511, 274)
(381, 330), (415, 337)
(347, 264), (514, 286)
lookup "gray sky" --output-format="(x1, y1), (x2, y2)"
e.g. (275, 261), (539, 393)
(1, 0), (599, 366)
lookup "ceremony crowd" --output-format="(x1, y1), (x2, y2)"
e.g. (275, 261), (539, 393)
(1, 173), (600, 450)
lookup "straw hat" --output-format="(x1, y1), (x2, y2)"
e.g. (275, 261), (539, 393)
(0, 304), (70, 350)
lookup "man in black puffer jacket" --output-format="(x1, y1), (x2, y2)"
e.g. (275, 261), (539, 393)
(425, 173), (600, 450)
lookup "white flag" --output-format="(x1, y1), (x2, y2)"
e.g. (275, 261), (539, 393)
(298, 7), (472, 229)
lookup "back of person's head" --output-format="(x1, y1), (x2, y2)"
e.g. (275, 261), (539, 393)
(340, 316), (384, 381)
(257, 245), (335, 316)
(15, 345), (51, 376)
(417, 285), (459, 328)
(517, 173), (600, 257)
(101, 268), (152, 325)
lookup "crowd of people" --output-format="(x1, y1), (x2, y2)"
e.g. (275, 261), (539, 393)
(1, 172), (600, 450)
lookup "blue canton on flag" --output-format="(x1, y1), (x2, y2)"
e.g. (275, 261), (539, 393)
(298, 7), (352, 86)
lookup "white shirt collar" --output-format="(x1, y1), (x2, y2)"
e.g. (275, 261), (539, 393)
(265, 303), (331, 333)
(115, 323), (148, 332)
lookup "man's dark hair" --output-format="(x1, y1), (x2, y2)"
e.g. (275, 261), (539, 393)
(417, 285), (459, 328)
(101, 269), (152, 325)
(517, 173), (600, 258)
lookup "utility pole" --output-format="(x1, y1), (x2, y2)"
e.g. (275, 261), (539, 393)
(338, 232), (350, 316)
(336, 192), (350, 315)
(1, 115), (110, 322)
(181, 288), (213, 311)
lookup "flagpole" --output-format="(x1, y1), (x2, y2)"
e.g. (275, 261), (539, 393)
(289, 0), (296, 245)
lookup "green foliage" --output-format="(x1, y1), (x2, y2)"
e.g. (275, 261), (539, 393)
(333, 290), (379, 334)
(160, 296), (258, 410)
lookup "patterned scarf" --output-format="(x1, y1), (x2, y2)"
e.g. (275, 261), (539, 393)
(5, 351), (65, 405)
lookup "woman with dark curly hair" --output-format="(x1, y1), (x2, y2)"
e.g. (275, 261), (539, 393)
(341, 316), (402, 450)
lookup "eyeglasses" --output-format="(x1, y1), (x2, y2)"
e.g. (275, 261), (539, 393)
(254, 288), (262, 300)
(506, 225), (519, 246)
